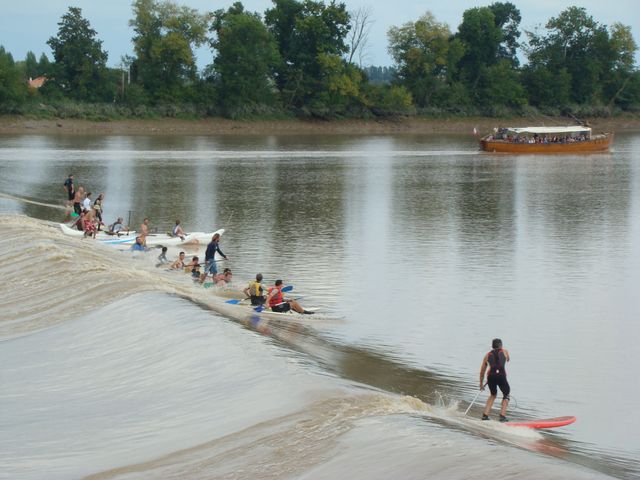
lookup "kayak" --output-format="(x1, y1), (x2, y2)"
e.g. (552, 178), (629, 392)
(59, 223), (137, 244)
(59, 224), (224, 247)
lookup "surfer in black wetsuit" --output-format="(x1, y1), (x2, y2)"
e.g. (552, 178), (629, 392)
(479, 338), (511, 422)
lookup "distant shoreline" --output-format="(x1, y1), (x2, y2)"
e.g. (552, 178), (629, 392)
(1, 115), (640, 136)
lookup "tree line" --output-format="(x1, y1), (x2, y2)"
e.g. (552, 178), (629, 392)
(0, 0), (638, 120)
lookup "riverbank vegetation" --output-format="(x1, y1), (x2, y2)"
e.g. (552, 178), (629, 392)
(1, 1), (639, 121)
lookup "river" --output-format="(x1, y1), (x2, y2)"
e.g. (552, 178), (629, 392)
(0, 132), (639, 479)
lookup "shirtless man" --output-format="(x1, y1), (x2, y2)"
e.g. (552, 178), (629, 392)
(139, 218), (150, 246)
(170, 251), (186, 270)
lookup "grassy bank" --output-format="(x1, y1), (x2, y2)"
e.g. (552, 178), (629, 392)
(2, 113), (640, 136)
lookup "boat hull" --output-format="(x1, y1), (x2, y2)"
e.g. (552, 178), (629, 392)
(480, 133), (613, 153)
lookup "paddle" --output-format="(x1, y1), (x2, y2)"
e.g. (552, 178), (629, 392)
(464, 383), (487, 416)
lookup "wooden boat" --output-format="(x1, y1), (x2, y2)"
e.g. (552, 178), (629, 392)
(480, 126), (613, 153)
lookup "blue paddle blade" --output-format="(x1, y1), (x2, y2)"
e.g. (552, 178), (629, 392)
(254, 305), (265, 312)
(281, 285), (293, 293)
(225, 299), (242, 304)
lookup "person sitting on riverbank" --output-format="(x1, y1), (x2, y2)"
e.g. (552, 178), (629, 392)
(267, 279), (313, 314)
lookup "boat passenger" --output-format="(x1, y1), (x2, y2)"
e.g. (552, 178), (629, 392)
(170, 251), (186, 270)
(244, 273), (266, 306)
(267, 279), (313, 314)
(172, 219), (186, 241)
(199, 233), (228, 284)
(107, 217), (127, 235)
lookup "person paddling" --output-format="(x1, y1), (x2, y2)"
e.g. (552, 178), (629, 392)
(479, 338), (511, 422)
(244, 273), (266, 306)
(266, 279), (313, 314)
(199, 233), (227, 284)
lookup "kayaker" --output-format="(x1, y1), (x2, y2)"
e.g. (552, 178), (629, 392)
(172, 219), (186, 241)
(199, 233), (227, 283)
(479, 338), (511, 422)
(267, 280), (313, 314)
(170, 251), (186, 270)
(244, 273), (266, 306)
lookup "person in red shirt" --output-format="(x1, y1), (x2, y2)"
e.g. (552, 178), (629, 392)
(266, 280), (313, 314)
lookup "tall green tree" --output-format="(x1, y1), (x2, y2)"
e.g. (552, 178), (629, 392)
(489, 2), (521, 66)
(387, 12), (462, 108)
(210, 2), (281, 116)
(0, 46), (27, 109)
(47, 7), (113, 101)
(524, 7), (615, 104)
(454, 4), (525, 108)
(130, 0), (209, 102)
(605, 23), (639, 108)
(264, 0), (351, 110)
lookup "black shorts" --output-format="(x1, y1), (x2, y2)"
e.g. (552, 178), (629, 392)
(271, 303), (291, 313)
(487, 374), (510, 398)
(250, 296), (266, 306)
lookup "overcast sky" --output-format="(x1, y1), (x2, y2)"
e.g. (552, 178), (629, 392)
(1, 0), (638, 69)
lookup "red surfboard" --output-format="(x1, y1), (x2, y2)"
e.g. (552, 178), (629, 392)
(505, 416), (576, 429)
